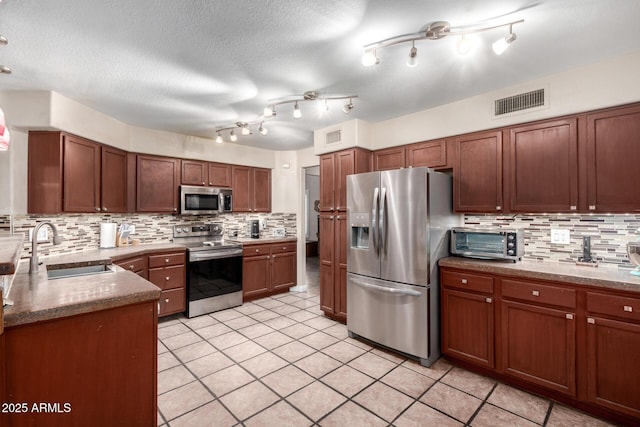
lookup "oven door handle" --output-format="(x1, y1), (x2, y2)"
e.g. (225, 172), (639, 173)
(189, 248), (243, 261)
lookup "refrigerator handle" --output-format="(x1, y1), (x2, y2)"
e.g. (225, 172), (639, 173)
(372, 187), (379, 255)
(380, 187), (387, 254)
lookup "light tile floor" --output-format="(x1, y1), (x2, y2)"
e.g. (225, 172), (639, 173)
(157, 290), (616, 426)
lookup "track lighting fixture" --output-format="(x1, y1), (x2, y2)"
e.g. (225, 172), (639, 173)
(264, 90), (357, 121)
(214, 120), (270, 143)
(259, 122), (268, 136)
(342, 98), (354, 114)
(241, 124), (251, 135)
(492, 25), (517, 55)
(229, 130), (237, 142)
(362, 18), (523, 66)
(293, 101), (302, 119)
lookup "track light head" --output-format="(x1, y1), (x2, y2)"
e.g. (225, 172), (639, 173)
(342, 98), (354, 114)
(293, 101), (302, 119)
(215, 133), (223, 144)
(457, 35), (472, 55)
(0, 35), (7, 45)
(263, 105), (273, 117)
(406, 42), (418, 67)
(361, 50), (379, 66)
(492, 28), (517, 55)
(259, 122), (268, 136)
(229, 130), (237, 142)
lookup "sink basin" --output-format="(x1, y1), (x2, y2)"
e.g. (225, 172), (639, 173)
(46, 264), (115, 280)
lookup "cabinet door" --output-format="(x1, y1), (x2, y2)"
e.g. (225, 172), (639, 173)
(454, 130), (503, 213)
(232, 166), (252, 212)
(272, 251), (296, 291)
(63, 135), (101, 213)
(243, 255), (271, 299)
(586, 316), (640, 418)
(335, 215), (348, 318)
(208, 162), (232, 187)
(335, 150), (357, 211)
(374, 146), (406, 171)
(253, 167), (271, 212)
(28, 131), (64, 214)
(406, 139), (448, 169)
(159, 288), (186, 317)
(136, 155), (180, 213)
(586, 104), (640, 212)
(319, 214), (335, 314)
(501, 300), (576, 396)
(101, 146), (128, 213)
(441, 288), (495, 368)
(509, 119), (578, 213)
(319, 154), (335, 212)
(181, 160), (207, 186)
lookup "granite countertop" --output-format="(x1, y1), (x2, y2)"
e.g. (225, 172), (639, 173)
(439, 256), (640, 293)
(0, 235), (25, 275)
(231, 237), (297, 244)
(3, 242), (186, 328)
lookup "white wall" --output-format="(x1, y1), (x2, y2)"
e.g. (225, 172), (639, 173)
(370, 51), (640, 149)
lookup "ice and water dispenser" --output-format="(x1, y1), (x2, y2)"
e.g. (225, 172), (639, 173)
(350, 213), (370, 249)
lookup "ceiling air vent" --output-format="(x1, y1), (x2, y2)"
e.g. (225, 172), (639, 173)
(494, 88), (545, 116)
(325, 129), (342, 145)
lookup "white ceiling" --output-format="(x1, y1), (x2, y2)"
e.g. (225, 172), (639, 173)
(0, 0), (639, 150)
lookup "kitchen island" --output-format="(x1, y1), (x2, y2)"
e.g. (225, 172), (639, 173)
(439, 256), (640, 426)
(0, 239), (182, 427)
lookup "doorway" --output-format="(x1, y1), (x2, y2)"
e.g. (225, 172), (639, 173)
(303, 166), (320, 294)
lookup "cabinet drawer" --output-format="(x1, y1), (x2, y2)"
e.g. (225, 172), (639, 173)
(116, 256), (147, 274)
(587, 292), (640, 322)
(502, 279), (576, 309)
(159, 288), (185, 317)
(149, 265), (185, 290)
(270, 242), (296, 254)
(148, 252), (185, 268)
(442, 270), (494, 293)
(243, 245), (270, 257)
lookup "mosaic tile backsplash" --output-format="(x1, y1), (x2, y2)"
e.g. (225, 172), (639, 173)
(464, 214), (640, 268)
(11, 213), (296, 260)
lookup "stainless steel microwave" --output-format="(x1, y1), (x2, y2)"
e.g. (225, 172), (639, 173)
(450, 227), (524, 262)
(180, 185), (232, 215)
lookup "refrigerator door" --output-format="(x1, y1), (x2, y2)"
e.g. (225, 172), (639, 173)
(380, 168), (429, 286)
(347, 171), (381, 279)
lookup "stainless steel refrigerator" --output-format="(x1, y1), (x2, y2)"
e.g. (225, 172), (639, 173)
(346, 167), (460, 366)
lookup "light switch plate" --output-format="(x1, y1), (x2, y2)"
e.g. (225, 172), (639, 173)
(550, 228), (570, 244)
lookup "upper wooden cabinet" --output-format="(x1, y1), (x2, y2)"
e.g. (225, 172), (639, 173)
(319, 148), (372, 212)
(181, 160), (232, 187)
(508, 118), (578, 213)
(231, 166), (271, 212)
(373, 146), (406, 171)
(454, 130), (504, 213)
(406, 139), (449, 169)
(28, 131), (129, 214)
(586, 104), (640, 213)
(136, 154), (180, 213)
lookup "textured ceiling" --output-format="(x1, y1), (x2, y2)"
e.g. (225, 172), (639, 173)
(0, 0), (639, 150)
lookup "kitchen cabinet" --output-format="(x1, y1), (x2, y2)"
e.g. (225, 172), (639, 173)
(373, 146), (406, 171)
(319, 213), (348, 321)
(453, 130), (503, 213)
(586, 292), (640, 418)
(148, 251), (186, 317)
(242, 241), (296, 301)
(585, 104), (640, 213)
(441, 269), (495, 369)
(2, 301), (157, 426)
(319, 148), (372, 212)
(28, 131), (130, 214)
(181, 160), (232, 187)
(500, 278), (577, 396)
(114, 254), (148, 280)
(406, 139), (449, 169)
(232, 166), (271, 212)
(136, 154), (180, 213)
(508, 118), (578, 213)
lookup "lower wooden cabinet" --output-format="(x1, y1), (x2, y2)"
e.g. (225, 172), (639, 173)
(242, 241), (296, 301)
(440, 266), (640, 425)
(319, 214), (347, 321)
(114, 255), (148, 279)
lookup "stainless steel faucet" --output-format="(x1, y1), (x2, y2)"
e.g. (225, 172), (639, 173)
(29, 222), (62, 273)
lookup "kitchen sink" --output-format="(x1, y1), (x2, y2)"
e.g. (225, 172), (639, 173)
(46, 264), (115, 280)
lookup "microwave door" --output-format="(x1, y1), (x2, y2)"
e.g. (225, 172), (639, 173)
(347, 171), (381, 279)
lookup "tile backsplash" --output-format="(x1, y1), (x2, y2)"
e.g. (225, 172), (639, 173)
(464, 214), (640, 268)
(11, 213), (296, 260)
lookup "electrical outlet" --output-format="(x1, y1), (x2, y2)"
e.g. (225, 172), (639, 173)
(550, 228), (570, 244)
(260, 220), (267, 230)
(29, 227), (49, 242)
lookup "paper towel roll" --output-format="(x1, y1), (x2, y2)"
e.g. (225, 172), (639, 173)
(100, 223), (117, 248)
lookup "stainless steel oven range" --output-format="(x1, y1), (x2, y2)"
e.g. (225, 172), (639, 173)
(173, 223), (243, 318)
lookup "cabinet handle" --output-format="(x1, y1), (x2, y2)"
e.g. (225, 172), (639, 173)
(173, 208), (177, 212)
(283, 247), (286, 250)
(95, 207), (101, 211)
(129, 265), (134, 270)
(565, 313), (574, 320)
(330, 208), (335, 212)
(103, 207), (108, 212)
(165, 276), (170, 281)
(570, 205), (577, 211)
(496, 206), (501, 211)
(209, 182), (212, 185)
(589, 205), (596, 210)
(624, 305), (633, 313)
(165, 298), (169, 303)
(485, 297), (492, 303)
(202, 182), (205, 185)
(255, 249), (259, 252)
(165, 258), (170, 263)
(532, 290), (540, 297)
(461, 279), (467, 284)
(329, 216), (334, 219)
(587, 317), (595, 324)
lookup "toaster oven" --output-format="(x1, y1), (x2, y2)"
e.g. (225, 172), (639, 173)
(450, 227), (524, 262)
